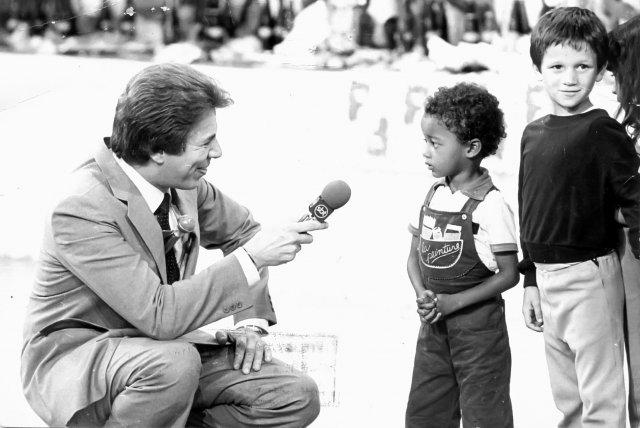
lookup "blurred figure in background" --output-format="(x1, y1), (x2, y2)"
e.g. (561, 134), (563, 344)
(608, 14), (640, 428)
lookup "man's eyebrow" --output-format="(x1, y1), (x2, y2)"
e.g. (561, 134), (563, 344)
(200, 133), (216, 144)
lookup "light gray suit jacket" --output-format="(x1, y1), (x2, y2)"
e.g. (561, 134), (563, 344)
(21, 143), (276, 425)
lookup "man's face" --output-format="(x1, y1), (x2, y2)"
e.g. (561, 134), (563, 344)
(421, 114), (468, 179)
(538, 43), (605, 116)
(158, 109), (221, 190)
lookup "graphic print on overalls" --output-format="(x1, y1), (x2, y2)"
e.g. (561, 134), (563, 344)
(419, 209), (464, 269)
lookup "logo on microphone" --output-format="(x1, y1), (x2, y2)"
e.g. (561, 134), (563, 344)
(314, 204), (329, 219)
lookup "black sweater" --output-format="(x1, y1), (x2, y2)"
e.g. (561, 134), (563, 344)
(518, 109), (640, 287)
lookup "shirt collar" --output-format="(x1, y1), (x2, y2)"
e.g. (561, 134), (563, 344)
(436, 168), (494, 201)
(114, 154), (168, 213)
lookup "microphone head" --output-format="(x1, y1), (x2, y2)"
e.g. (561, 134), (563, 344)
(320, 180), (351, 209)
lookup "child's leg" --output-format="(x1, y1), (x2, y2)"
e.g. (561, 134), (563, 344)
(621, 230), (640, 428)
(449, 298), (513, 428)
(537, 254), (626, 428)
(405, 323), (460, 428)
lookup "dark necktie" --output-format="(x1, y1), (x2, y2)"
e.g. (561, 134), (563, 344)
(155, 193), (180, 285)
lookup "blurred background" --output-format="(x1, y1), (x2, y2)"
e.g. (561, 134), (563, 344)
(0, 0), (638, 426)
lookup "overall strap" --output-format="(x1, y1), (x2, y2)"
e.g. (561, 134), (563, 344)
(423, 181), (445, 207)
(460, 185), (497, 214)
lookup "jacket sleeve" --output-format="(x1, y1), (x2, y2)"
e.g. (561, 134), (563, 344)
(196, 179), (277, 325)
(52, 191), (253, 340)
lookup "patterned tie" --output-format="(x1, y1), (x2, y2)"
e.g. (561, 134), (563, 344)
(155, 193), (180, 285)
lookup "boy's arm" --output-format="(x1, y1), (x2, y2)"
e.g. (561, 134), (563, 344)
(408, 231), (438, 322)
(435, 252), (519, 317)
(407, 235), (426, 297)
(518, 134), (538, 287)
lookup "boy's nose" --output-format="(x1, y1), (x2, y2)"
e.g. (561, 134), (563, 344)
(563, 69), (578, 85)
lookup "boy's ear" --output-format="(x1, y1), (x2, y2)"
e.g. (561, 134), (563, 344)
(149, 151), (166, 165)
(596, 63), (606, 82)
(466, 138), (482, 159)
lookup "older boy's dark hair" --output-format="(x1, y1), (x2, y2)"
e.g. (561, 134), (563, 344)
(110, 63), (233, 165)
(530, 7), (608, 71)
(424, 83), (506, 159)
(608, 14), (640, 143)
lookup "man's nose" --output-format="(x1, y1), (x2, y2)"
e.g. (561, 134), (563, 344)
(208, 139), (222, 159)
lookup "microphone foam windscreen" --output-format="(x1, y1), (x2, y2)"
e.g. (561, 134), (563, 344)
(320, 180), (351, 209)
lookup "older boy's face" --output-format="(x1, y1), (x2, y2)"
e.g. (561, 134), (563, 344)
(538, 43), (605, 116)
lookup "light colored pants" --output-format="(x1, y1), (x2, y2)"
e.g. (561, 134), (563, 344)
(536, 252), (625, 428)
(622, 230), (640, 428)
(67, 337), (320, 427)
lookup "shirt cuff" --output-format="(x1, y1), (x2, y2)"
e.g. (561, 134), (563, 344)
(232, 248), (260, 287)
(490, 243), (518, 253)
(234, 318), (269, 330)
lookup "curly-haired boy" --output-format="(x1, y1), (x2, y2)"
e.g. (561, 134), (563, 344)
(520, 7), (640, 427)
(405, 82), (519, 428)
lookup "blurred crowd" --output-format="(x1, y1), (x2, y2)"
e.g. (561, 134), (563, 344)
(0, 0), (637, 68)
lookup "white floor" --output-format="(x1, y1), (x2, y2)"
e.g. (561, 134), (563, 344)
(0, 51), (621, 427)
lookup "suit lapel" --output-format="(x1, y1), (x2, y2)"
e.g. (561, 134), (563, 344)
(95, 145), (168, 284)
(173, 188), (200, 278)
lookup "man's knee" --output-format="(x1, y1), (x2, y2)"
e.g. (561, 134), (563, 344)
(290, 372), (320, 425)
(137, 341), (202, 401)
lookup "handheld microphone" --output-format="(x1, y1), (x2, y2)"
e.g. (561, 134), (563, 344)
(299, 180), (351, 222)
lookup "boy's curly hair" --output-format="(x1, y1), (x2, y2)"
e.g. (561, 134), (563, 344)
(424, 83), (506, 159)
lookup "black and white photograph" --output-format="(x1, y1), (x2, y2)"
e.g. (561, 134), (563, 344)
(1, 0), (639, 426)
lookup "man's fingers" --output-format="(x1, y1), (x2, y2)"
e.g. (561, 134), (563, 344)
(242, 335), (258, 374)
(264, 345), (272, 363)
(233, 334), (246, 371)
(253, 341), (265, 372)
(291, 220), (329, 234)
(215, 330), (230, 345)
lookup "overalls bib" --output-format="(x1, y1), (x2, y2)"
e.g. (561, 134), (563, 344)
(417, 183), (494, 294)
(406, 182), (513, 428)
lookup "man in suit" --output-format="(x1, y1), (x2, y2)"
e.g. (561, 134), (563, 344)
(21, 63), (326, 427)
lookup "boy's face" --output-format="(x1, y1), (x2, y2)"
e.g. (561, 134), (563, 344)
(421, 114), (468, 179)
(537, 43), (605, 116)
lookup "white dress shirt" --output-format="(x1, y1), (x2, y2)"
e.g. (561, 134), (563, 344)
(115, 155), (267, 330)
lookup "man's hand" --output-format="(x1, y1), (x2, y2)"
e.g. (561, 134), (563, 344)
(522, 286), (543, 332)
(243, 220), (328, 269)
(416, 289), (442, 324)
(214, 328), (272, 374)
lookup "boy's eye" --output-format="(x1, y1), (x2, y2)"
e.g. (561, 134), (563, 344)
(577, 64), (591, 70)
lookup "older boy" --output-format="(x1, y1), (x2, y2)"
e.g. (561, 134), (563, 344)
(519, 7), (640, 427)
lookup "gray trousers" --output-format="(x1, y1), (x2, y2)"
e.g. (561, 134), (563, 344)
(537, 252), (626, 428)
(622, 230), (640, 428)
(67, 337), (320, 427)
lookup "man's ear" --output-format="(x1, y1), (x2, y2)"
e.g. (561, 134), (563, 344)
(466, 138), (482, 159)
(149, 151), (165, 165)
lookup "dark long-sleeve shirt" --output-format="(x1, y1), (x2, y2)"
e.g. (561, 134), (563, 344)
(518, 109), (640, 287)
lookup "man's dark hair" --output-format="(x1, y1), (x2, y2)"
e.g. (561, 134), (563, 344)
(424, 83), (506, 159)
(530, 7), (608, 72)
(110, 63), (233, 165)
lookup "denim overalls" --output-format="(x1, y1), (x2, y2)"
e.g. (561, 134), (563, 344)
(406, 182), (513, 428)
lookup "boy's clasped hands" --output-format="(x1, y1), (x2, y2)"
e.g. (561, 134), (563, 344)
(416, 290), (454, 324)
